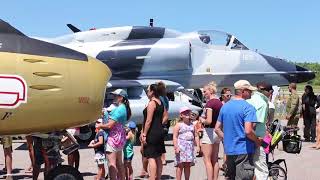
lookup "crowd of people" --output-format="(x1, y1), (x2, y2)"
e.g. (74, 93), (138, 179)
(1, 80), (320, 180)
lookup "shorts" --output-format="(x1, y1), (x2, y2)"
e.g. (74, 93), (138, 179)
(1, 136), (12, 149)
(124, 155), (133, 161)
(95, 153), (106, 165)
(201, 128), (220, 144)
(225, 154), (254, 180)
(105, 143), (122, 153)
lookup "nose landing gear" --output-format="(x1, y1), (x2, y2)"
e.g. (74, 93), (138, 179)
(45, 165), (83, 180)
(35, 131), (83, 180)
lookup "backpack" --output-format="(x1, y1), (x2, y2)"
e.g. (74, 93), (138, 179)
(282, 134), (302, 154)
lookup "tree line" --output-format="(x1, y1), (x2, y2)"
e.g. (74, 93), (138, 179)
(295, 62), (320, 85)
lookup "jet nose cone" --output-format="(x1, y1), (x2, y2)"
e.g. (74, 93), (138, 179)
(261, 54), (315, 84)
(295, 65), (315, 83)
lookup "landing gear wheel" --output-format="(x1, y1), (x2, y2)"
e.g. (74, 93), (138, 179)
(76, 126), (95, 143)
(45, 165), (83, 180)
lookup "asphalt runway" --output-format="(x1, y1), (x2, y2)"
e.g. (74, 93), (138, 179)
(0, 120), (319, 180)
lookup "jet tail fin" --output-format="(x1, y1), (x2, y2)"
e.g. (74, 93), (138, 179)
(67, 24), (81, 33)
(0, 19), (25, 36)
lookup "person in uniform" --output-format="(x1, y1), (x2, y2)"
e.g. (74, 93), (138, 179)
(286, 83), (301, 127)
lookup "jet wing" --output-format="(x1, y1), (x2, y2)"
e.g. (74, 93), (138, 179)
(107, 79), (202, 104)
(107, 79), (184, 93)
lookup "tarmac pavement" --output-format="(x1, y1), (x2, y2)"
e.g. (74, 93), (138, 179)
(0, 119), (319, 180)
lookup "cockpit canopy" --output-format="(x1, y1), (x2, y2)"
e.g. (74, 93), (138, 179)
(231, 38), (248, 50)
(198, 30), (248, 50)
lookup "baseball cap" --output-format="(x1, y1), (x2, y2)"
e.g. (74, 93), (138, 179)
(234, 80), (257, 91)
(127, 121), (136, 129)
(111, 89), (128, 99)
(179, 106), (191, 114)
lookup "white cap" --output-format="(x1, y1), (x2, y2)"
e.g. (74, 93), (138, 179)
(234, 80), (257, 91)
(96, 118), (103, 123)
(106, 104), (117, 112)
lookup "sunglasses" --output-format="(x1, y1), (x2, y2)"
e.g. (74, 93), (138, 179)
(190, 113), (198, 116)
(260, 88), (273, 92)
(222, 94), (232, 97)
(243, 89), (252, 93)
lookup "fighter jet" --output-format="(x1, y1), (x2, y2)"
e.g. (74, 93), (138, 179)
(36, 22), (314, 129)
(42, 23), (314, 89)
(0, 20), (111, 135)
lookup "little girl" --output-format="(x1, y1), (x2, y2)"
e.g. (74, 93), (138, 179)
(123, 121), (136, 180)
(88, 118), (106, 180)
(173, 107), (196, 180)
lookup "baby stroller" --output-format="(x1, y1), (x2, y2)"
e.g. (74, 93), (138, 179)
(265, 119), (302, 180)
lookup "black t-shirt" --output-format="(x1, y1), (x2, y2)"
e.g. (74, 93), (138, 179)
(94, 131), (105, 154)
(302, 94), (317, 116)
(205, 98), (223, 128)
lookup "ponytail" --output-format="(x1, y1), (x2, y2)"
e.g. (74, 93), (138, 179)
(157, 81), (167, 96)
(123, 98), (131, 120)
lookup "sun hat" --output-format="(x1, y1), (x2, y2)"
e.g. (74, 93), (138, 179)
(234, 80), (257, 91)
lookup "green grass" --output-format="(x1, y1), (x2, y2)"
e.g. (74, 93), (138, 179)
(278, 83), (320, 94)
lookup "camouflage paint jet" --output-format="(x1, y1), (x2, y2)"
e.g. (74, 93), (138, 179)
(38, 24), (315, 126)
(0, 20), (111, 135)
(42, 24), (314, 89)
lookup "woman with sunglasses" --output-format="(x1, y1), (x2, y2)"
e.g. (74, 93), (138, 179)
(220, 88), (232, 104)
(219, 87), (232, 173)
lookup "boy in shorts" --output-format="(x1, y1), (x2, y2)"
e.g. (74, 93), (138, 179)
(88, 118), (107, 180)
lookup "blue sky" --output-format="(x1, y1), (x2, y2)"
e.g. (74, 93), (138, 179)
(1, 0), (319, 62)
